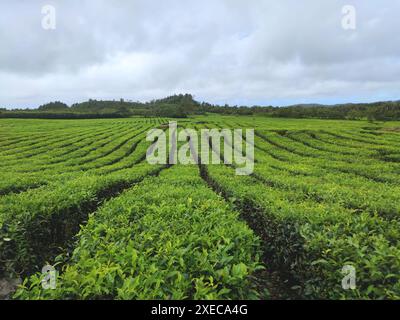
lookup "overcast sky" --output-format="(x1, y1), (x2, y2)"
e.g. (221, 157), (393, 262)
(1, 0), (399, 108)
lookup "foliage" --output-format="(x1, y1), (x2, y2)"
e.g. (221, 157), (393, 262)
(14, 166), (261, 300)
(0, 116), (399, 300)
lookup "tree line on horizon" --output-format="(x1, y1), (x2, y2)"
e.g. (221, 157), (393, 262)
(1, 94), (400, 121)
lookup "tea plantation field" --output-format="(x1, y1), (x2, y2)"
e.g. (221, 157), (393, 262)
(0, 116), (399, 299)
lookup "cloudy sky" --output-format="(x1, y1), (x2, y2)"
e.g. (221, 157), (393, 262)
(1, 0), (399, 108)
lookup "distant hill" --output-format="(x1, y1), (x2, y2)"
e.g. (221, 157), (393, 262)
(38, 101), (69, 112)
(199, 100), (400, 121)
(1, 94), (400, 120)
(267, 101), (400, 121)
(284, 103), (325, 108)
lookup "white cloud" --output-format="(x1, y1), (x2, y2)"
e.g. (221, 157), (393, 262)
(0, 0), (400, 108)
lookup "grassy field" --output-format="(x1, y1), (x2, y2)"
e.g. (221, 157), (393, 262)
(0, 115), (400, 299)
